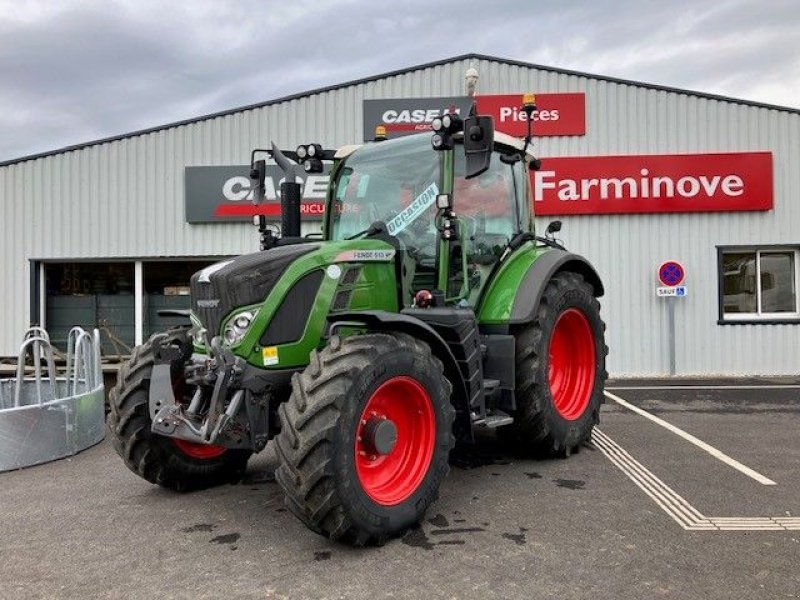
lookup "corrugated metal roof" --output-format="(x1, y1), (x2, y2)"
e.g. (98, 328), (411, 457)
(2, 52), (799, 168)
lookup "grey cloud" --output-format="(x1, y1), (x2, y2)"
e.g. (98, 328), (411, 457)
(0, 0), (797, 162)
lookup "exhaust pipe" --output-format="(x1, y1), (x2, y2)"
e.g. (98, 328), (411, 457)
(271, 143), (302, 238)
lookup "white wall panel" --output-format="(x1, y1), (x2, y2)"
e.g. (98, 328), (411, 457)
(1, 57), (798, 376)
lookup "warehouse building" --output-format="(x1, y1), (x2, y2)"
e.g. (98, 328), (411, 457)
(1, 53), (798, 376)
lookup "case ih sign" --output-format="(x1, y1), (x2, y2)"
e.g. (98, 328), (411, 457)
(185, 151), (772, 223)
(533, 152), (773, 216)
(185, 165), (330, 223)
(362, 93), (586, 139)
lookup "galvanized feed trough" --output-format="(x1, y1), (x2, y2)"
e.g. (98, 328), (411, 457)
(0, 327), (105, 472)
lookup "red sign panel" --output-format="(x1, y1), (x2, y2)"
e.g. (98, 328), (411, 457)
(658, 261), (686, 286)
(363, 93), (586, 139)
(476, 93), (586, 137)
(532, 152), (773, 216)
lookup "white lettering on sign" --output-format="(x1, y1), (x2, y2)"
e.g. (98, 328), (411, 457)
(498, 106), (560, 122)
(222, 175), (330, 202)
(534, 169), (746, 202)
(304, 175), (328, 199)
(222, 176), (251, 202)
(382, 108), (460, 124)
(385, 182), (439, 236)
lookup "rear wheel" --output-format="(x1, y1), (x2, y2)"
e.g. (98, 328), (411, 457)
(275, 333), (454, 545)
(107, 329), (250, 491)
(501, 271), (607, 457)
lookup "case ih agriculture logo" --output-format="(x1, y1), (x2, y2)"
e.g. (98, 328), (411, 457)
(363, 97), (474, 137)
(363, 93), (585, 139)
(533, 152), (773, 216)
(185, 165), (331, 223)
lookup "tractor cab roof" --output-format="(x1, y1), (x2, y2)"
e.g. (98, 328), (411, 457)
(333, 130), (532, 160)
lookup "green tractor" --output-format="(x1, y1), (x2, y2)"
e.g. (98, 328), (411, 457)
(108, 96), (607, 545)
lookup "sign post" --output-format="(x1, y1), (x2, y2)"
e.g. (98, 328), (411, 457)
(656, 260), (687, 376)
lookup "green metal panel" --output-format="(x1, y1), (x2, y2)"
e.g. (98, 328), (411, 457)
(476, 242), (550, 324)
(224, 239), (399, 369)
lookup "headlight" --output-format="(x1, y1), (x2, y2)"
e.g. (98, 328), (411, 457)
(189, 313), (207, 347)
(222, 309), (258, 347)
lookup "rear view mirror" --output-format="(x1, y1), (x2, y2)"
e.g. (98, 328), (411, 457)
(250, 159), (267, 204)
(463, 115), (494, 179)
(546, 220), (562, 235)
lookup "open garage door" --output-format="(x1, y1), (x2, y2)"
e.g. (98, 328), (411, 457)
(37, 259), (221, 358)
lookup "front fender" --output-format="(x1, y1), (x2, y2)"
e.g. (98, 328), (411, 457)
(478, 244), (604, 326)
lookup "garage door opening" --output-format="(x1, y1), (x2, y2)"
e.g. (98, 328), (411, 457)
(39, 259), (220, 358)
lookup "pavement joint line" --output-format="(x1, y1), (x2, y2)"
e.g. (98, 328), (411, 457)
(592, 429), (798, 532)
(606, 385), (800, 391)
(603, 390), (777, 486)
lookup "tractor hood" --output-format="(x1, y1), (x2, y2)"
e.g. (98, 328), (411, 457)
(190, 243), (320, 338)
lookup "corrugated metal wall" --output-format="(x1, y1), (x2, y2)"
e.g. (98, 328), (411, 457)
(1, 57), (798, 375)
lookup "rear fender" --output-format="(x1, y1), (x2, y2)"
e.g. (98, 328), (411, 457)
(479, 247), (604, 328)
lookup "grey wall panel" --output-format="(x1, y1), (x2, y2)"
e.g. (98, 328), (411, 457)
(1, 57), (798, 376)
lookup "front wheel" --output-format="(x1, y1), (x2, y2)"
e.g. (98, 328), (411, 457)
(501, 271), (607, 457)
(274, 333), (455, 545)
(107, 329), (251, 491)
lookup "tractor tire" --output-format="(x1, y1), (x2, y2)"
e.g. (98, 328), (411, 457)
(107, 329), (251, 491)
(275, 333), (455, 545)
(501, 271), (607, 457)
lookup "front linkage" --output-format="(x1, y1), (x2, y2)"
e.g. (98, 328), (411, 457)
(147, 331), (279, 455)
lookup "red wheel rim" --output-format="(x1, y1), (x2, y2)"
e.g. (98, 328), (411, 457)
(172, 438), (227, 460)
(355, 376), (436, 506)
(548, 308), (596, 421)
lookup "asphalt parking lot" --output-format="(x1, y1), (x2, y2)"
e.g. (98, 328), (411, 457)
(1, 382), (799, 600)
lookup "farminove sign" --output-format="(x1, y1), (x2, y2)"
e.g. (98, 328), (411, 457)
(534, 152), (773, 216)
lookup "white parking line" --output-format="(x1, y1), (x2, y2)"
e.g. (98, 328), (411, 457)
(592, 429), (800, 532)
(604, 390), (777, 486)
(607, 385), (800, 391)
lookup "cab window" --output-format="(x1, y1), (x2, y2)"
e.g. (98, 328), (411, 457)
(453, 150), (524, 303)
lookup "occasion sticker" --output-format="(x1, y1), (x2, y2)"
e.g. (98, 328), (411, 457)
(385, 182), (439, 235)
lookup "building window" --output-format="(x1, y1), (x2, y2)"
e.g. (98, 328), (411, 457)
(719, 247), (800, 322)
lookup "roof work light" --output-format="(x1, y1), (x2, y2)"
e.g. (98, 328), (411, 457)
(430, 111), (463, 151)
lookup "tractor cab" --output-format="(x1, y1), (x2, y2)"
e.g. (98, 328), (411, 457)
(326, 128), (532, 309)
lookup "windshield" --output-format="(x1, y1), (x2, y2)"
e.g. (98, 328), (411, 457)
(329, 135), (440, 242)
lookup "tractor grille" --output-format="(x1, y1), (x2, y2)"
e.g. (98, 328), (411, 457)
(260, 269), (324, 346)
(341, 266), (361, 285)
(332, 290), (352, 311)
(328, 266), (361, 314)
(190, 243), (318, 338)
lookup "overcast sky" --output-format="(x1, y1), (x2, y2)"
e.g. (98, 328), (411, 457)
(1, 0), (798, 162)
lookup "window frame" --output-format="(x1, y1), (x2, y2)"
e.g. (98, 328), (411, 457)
(717, 244), (800, 325)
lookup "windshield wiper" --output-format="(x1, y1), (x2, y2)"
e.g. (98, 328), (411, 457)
(345, 221), (386, 240)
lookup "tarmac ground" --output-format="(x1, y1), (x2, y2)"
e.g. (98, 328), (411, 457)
(1, 381), (798, 599)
